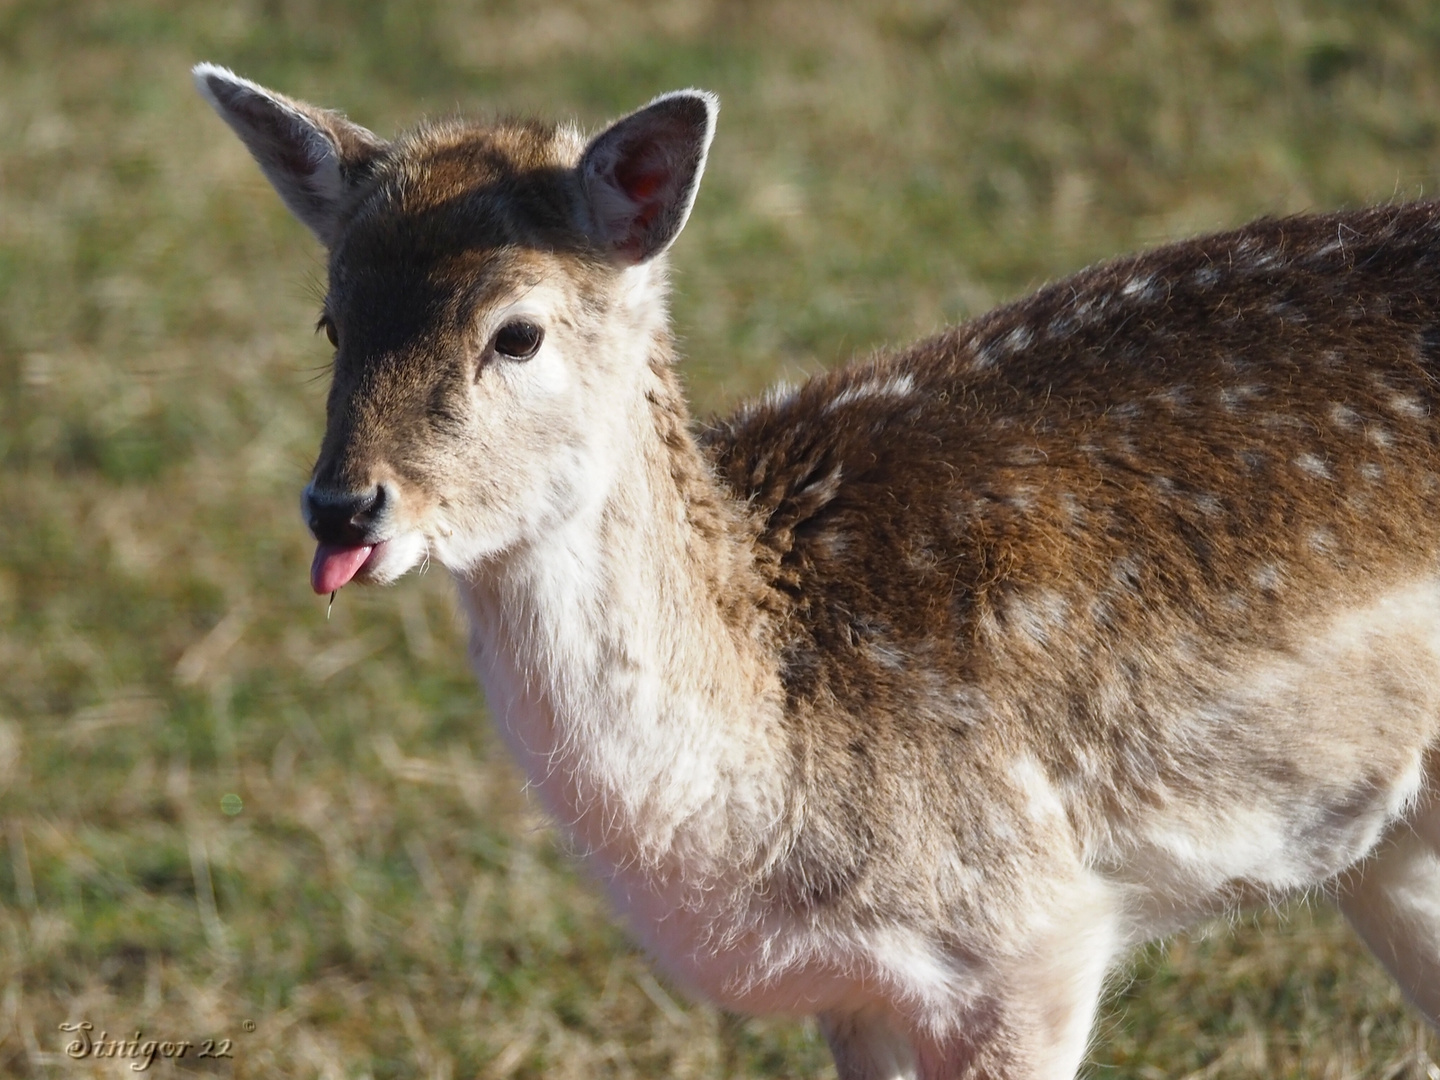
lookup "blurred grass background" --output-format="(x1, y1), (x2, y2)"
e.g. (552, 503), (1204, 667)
(4, 0), (1440, 1076)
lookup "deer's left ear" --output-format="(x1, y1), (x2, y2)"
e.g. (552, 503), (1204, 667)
(579, 90), (718, 265)
(194, 63), (387, 247)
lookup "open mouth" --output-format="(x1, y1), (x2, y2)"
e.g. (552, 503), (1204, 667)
(310, 540), (388, 594)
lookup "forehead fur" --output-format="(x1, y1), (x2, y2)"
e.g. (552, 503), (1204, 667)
(334, 117), (594, 271)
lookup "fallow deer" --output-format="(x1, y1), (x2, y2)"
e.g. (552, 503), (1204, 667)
(195, 64), (1440, 1079)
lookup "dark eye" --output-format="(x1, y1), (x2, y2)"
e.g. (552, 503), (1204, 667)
(317, 315), (339, 348)
(493, 321), (543, 360)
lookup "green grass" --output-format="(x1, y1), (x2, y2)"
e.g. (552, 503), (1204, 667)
(3, 0), (1440, 1076)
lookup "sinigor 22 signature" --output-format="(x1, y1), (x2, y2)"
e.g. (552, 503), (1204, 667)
(58, 1020), (250, 1071)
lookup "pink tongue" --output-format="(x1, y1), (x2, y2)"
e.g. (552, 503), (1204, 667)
(311, 543), (374, 594)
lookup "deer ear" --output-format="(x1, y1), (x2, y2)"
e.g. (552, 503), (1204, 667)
(193, 63), (386, 246)
(580, 90), (718, 265)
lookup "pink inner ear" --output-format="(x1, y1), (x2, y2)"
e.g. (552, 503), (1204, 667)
(615, 158), (667, 204)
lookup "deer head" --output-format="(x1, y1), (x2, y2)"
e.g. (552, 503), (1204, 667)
(195, 65), (717, 593)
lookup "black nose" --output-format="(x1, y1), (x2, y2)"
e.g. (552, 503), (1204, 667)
(305, 484), (386, 546)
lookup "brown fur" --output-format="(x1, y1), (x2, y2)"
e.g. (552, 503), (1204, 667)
(708, 201), (1440, 913)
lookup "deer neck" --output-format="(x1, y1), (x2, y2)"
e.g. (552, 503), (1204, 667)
(454, 349), (787, 884)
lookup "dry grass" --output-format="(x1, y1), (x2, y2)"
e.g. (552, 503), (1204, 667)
(3, 1), (1440, 1076)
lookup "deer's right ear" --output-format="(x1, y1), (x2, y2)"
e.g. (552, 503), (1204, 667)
(193, 63), (386, 246)
(579, 90), (718, 265)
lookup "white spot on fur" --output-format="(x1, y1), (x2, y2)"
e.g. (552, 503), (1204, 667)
(1253, 564), (1283, 592)
(796, 464), (844, 502)
(1071, 296), (1109, 325)
(764, 381), (798, 408)
(1192, 492), (1222, 517)
(1361, 462), (1384, 484)
(1047, 315), (1077, 339)
(1010, 755), (1066, 823)
(1059, 492), (1085, 525)
(1329, 403), (1360, 430)
(1294, 453), (1331, 479)
(998, 326), (1033, 355)
(1005, 590), (1068, 645)
(735, 381), (797, 423)
(1108, 402), (1142, 422)
(1088, 596), (1113, 628)
(1191, 265), (1221, 288)
(1218, 385), (1262, 412)
(1111, 557), (1143, 592)
(825, 373), (916, 412)
(1262, 414), (1307, 433)
(1007, 445), (1048, 466)
(1368, 426), (1395, 449)
(969, 342), (998, 371)
(1121, 275), (1158, 300)
(864, 639), (908, 671)
(1151, 385), (1192, 413)
(1005, 486), (1038, 512)
(814, 528), (851, 560)
(1388, 395), (1427, 421)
